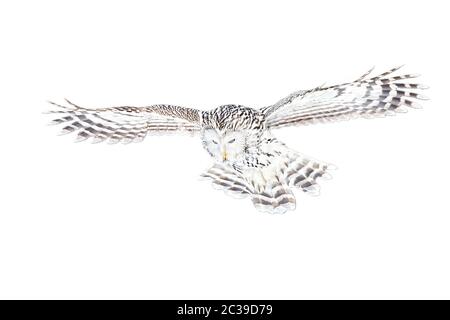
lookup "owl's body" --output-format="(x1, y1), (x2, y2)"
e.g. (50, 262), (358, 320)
(199, 106), (330, 213)
(47, 66), (427, 213)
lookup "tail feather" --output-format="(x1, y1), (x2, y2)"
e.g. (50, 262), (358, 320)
(200, 164), (252, 199)
(284, 153), (334, 196)
(200, 164), (296, 213)
(251, 178), (296, 214)
(200, 152), (333, 214)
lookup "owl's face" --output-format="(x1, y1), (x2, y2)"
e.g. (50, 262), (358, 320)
(201, 128), (246, 163)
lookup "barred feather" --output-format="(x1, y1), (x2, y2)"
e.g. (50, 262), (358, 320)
(250, 178), (296, 214)
(200, 151), (332, 214)
(200, 164), (252, 199)
(283, 154), (333, 196)
(200, 164), (296, 214)
(46, 99), (202, 143)
(263, 66), (428, 128)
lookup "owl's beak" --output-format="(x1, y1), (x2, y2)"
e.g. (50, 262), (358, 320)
(222, 150), (228, 161)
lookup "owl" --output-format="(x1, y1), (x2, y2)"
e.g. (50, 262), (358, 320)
(47, 66), (427, 213)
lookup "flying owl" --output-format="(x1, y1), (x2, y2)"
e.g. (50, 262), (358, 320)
(47, 66), (427, 214)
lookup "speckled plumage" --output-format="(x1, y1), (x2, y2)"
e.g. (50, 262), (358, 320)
(47, 66), (428, 214)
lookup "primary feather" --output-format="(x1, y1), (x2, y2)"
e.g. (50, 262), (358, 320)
(262, 66), (428, 128)
(47, 99), (202, 144)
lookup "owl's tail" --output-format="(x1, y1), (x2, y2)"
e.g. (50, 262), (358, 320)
(250, 152), (334, 213)
(200, 153), (334, 214)
(200, 164), (252, 199)
(283, 152), (334, 195)
(250, 177), (296, 214)
(200, 164), (296, 214)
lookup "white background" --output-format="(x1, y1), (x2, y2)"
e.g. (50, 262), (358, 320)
(1, 0), (449, 299)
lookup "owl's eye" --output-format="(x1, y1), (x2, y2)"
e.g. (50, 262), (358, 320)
(228, 138), (236, 144)
(211, 140), (218, 145)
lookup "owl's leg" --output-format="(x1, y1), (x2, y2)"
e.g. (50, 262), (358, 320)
(243, 168), (267, 193)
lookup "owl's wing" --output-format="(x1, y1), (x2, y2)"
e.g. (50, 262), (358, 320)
(262, 66), (429, 129)
(46, 99), (203, 143)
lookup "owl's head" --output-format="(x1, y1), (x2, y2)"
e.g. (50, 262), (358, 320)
(201, 128), (247, 163)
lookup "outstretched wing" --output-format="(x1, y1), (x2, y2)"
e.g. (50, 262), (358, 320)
(46, 99), (203, 143)
(262, 66), (429, 129)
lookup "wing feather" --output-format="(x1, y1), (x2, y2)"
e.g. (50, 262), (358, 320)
(263, 66), (428, 129)
(46, 99), (203, 143)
